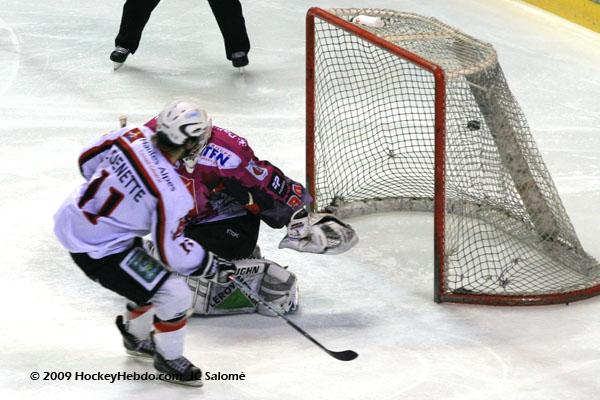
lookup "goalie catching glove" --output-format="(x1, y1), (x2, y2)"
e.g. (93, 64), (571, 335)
(278, 208), (358, 254)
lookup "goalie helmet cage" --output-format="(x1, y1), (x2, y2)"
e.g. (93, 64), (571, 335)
(306, 7), (600, 305)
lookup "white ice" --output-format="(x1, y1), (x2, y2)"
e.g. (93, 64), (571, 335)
(1, 0), (600, 399)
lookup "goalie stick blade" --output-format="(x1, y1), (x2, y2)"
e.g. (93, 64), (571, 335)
(327, 349), (358, 362)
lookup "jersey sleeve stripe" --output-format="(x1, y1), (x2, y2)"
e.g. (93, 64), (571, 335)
(114, 137), (170, 266)
(78, 138), (118, 175)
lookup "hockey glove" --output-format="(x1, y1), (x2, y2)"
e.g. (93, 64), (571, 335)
(142, 238), (158, 258)
(278, 208), (359, 254)
(194, 251), (236, 284)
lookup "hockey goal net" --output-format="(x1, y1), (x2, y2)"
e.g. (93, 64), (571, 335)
(306, 7), (600, 305)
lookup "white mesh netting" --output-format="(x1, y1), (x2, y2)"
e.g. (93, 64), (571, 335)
(309, 8), (600, 302)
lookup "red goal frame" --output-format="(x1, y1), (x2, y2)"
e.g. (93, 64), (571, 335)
(305, 7), (600, 305)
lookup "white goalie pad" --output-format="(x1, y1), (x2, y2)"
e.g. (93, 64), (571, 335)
(179, 258), (298, 316)
(279, 211), (359, 255)
(256, 261), (299, 316)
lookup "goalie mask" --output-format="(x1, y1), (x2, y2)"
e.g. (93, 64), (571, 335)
(182, 141), (205, 173)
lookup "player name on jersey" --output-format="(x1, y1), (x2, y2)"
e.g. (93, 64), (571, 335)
(108, 148), (147, 202)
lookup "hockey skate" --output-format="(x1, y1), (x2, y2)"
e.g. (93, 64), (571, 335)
(115, 315), (154, 358)
(110, 46), (130, 70)
(231, 51), (249, 68)
(151, 333), (203, 387)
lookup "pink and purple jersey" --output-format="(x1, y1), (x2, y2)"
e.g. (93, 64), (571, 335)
(145, 117), (311, 228)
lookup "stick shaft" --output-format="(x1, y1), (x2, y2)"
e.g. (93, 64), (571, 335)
(228, 275), (357, 361)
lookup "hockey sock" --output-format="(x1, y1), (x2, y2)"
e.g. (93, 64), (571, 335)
(125, 303), (154, 340)
(153, 315), (187, 360)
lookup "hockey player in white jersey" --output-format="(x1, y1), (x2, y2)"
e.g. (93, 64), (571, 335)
(53, 100), (235, 387)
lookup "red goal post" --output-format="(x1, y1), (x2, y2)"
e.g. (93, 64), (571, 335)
(306, 7), (449, 304)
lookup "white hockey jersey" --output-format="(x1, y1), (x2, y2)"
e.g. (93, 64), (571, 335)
(54, 125), (206, 275)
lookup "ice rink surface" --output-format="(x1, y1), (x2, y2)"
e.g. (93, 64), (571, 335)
(1, 0), (600, 398)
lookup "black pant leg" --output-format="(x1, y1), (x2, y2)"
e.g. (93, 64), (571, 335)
(70, 246), (170, 305)
(207, 0), (250, 59)
(115, 0), (161, 53)
(185, 214), (260, 260)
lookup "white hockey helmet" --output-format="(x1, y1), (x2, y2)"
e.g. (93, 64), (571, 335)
(156, 100), (212, 146)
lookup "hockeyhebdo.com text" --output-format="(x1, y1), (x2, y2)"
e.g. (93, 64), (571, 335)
(29, 370), (246, 383)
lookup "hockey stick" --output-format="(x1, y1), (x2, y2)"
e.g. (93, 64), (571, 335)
(228, 275), (358, 362)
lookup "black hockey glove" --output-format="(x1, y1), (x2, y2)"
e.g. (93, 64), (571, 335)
(194, 251), (236, 284)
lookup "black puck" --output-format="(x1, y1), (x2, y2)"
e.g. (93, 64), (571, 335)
(467, 120), (481, 131)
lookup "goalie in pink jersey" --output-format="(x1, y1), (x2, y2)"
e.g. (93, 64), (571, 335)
(143, 113), (358, 316)
(144, 116), (358, 259)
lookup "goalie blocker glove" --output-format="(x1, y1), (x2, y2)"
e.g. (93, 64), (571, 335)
(194, 251), (236, 284)
(279, 208), (358, 254)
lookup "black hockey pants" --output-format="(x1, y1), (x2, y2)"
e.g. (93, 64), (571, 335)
(184, 213), (260, 260)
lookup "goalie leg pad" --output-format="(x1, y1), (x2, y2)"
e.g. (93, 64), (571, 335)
(257, 263), (299, 316)
(180, 259), (299, 316)
(180, 269), (263, 316)
(182, 258), (268, 315)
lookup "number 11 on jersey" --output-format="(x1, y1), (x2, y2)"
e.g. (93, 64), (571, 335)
(78, 170), (125, 225)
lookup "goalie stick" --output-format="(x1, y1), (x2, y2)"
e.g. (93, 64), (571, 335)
(228, 275), (359, 362)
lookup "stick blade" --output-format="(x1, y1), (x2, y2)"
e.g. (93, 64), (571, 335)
(328, 349), (359, 361)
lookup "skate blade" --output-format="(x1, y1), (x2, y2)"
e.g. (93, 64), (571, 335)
(160, 377), (203, 387)
(125, 349), (153, 359)
(236, 66), (245, 75)
(113, 62), (124, 71)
